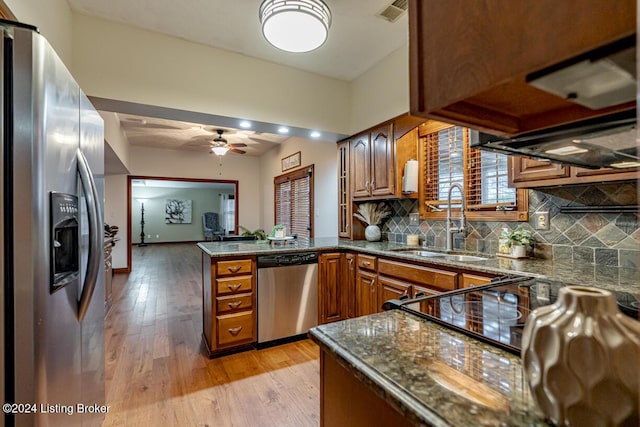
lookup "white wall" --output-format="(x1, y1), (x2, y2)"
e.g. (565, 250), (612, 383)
(101, 112), (131, 171)
(350, 44), (410, 133)
(104, 175), (128, 269)
(259, 137), (338, 238)
(71, 13), (352, 136)
(5, 0), (73, 67)
(131, 187), (233, 243)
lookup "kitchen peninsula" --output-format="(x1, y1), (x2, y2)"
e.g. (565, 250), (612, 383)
(198, 238), (639, 425)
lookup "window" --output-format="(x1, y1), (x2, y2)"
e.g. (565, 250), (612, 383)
(419, 122), (528, 221)
(274, 165), (314, 243)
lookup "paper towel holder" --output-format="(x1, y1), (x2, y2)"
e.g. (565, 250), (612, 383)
(402, 159), (419, 193)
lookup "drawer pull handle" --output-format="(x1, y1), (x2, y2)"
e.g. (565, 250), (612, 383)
(227, 283), (242, 291)
(227, 266), (242, 273)
(228, 326), (243, 336)
(227, 301), (243, 309)
(362, 261), (371, 266)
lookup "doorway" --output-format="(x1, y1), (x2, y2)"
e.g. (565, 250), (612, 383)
(126, 175), (238, 271)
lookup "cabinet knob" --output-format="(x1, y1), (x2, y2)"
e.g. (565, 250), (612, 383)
(227, 301), (242, 309)
(227, 283), (242, 291)
(228, 326), (243, 336)
(362, 261), (370, 266)
(227, 265), (242, 273)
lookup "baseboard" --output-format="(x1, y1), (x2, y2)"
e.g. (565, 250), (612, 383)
(131, 240), (201, 246)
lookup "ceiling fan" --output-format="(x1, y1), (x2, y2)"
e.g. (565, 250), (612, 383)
(208, 129), (247, 155)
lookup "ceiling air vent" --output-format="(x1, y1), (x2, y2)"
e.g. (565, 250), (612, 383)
(377, 0), (408, 23)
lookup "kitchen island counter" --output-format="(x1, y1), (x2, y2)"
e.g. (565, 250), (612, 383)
(198, 238), (639, 293)
(309, 310), (549, 427)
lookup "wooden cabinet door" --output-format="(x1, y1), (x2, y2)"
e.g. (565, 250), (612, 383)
(350, 134), (370, 198)
(409, 0), (635, 135)
(319, 253), (344, 324)
(461, 273), (493, 288)
(356, 270), (378, 317)
(370, 123), (395, 197)
(378, 276), (411, 309)
(510, 156), (570, 184)
(344, 253), (357, 319)
(337, 141), (352, 238)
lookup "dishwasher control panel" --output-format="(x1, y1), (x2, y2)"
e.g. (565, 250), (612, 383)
(257, 252), (318, 268)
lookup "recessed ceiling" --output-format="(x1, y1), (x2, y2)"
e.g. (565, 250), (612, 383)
(117, 113), (290, 156)
(66, 0), (409, 81)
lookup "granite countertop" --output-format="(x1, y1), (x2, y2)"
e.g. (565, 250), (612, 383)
(197, 237), (639, 293)
(309, 310), (549, 427)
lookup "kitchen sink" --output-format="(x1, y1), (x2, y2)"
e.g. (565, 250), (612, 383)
(389, 248), (489, 262)
(440, 254), (488, 262)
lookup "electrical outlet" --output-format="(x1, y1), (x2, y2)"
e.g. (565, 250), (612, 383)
(409, 213), (420, 226)
(156, 234), (159, 238)
(534, 211), (550, 230)
(147, 234), (151, 239)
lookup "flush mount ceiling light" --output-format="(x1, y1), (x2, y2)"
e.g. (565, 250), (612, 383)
(259, 0), (332, 53)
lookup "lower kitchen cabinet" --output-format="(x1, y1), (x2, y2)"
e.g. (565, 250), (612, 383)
(319, 252), (358, 324)
(356, 269), (378, 316)
(378, 276), (411, 307)
(201, 254), (256, 357)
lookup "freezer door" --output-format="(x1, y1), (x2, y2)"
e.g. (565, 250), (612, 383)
(11, 27), (82, 426)
(78, 93), (105, 427)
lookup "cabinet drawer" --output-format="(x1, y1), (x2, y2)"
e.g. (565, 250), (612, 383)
(357, 254), (377, 271)
(217, 312), (254, 346)
(216, 259), (253, 276)
(461, 273), (493, 288)
(378, 258), (457, 291)
(216, 293), (253, 314)
(216, 275), (253, 295)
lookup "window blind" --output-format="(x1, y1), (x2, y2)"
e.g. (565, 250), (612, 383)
(467, 149), (516, 210)
(275, 166), (313, 243)
(422, 126), (465, 209)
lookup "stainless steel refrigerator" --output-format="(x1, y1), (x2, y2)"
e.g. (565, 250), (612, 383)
(0, 19), (105, 426)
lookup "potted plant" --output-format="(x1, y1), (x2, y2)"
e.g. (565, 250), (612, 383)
(239, 226), (268, 242)
(353, 202), (392, 242)
(500, 225), (534, 258)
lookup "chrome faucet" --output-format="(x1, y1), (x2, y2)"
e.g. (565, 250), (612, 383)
(446, 183), (466, 252)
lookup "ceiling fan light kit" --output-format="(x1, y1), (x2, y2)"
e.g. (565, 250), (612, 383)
(259, 0), (332, 53)
(211, 146), (230, 156)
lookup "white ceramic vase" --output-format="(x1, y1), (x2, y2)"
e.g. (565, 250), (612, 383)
(521, 286), (640, 427)
(364, 225), (381, 242)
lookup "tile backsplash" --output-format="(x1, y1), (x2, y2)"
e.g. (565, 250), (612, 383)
(382, 182), (639, 268)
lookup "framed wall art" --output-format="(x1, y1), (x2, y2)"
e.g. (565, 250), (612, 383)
(281, 151), (301, 172)
(165, 199), (192, 223)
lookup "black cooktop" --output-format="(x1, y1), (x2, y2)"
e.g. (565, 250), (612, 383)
(383, 276), (639, 355)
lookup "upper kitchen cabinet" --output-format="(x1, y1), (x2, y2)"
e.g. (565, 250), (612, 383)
(350, 123), (395, 199)
(408, 0), (636, 137)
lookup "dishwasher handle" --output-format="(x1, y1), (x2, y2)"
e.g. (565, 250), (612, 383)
(257, 252), (318, 268)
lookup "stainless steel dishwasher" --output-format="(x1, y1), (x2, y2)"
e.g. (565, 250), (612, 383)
(257, 252), (318, 345)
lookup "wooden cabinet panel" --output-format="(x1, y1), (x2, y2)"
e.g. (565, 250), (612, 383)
(356, 254), (376, 271)
(370, 124), (395, 197)
(509, 156), (639, 188)
(216, 259), (253, 276)
(409, 0), (635, 136)
(319, 253), (344, 324)
(344, 253), (357, 319)
(202, 256), (256, 357)
(378, 258), (457, 292)
(337, 141), (352, 238)
(356, 270), (378, 317)
(216, 293), (253, 314)
(217, 311), (254, 347)
(378, 276), (411, 308)
(461, 273), (493, 289)
(510, 157), (570, 183)
(216, 276), (253, 295)
(350, 134), (370, 198)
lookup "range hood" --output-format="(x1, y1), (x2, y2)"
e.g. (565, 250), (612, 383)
(471, 110), (638, 169)
(471, 36), (638, 170)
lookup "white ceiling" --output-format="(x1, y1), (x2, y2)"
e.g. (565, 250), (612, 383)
(75, 0), (408, 163)
(66, 0), (409, 81)
(118, 112), (289, 157)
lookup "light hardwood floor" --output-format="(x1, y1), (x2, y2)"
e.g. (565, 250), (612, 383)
(103, 243), (320, 426)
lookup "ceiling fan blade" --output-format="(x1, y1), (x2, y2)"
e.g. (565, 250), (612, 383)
(229, 143), (247, 148)
(230, 148), (246, 154)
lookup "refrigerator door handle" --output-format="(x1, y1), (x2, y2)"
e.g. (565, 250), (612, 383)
(76, 148), (102, 321)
